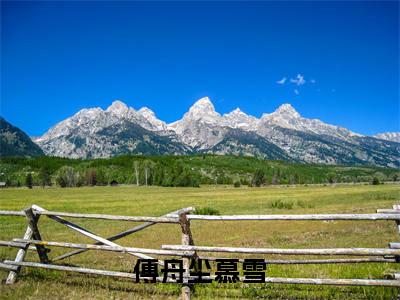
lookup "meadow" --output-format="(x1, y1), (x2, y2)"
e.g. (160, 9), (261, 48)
(0, 183), (399, 299)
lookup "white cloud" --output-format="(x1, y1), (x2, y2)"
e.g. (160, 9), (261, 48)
(294, 89), (299, 95)
(276, 77), (287, 84)
(290, 74), (306, 86)
(310, 79), (316, 84)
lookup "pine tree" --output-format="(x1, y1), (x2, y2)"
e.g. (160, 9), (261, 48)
(252, 169), (266, 187)
(39, 166), (51, 187)
(25, 173), (33, 189)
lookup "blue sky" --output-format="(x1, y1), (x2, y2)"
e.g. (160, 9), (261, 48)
(1, 1), (399, 136)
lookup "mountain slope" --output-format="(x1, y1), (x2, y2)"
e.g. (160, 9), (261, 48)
(38, 119), (188, 159)
(205, 128), (293, 161)
(0, 117), (44, 157)
(373, 132), (400, 143)
(256, 125), (399, 167)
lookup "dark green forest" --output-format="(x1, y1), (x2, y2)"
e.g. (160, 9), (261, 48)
(0, 155), (398, 188)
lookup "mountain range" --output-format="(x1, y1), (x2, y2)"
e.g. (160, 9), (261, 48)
(1, 97), (398, 167)
(29, 97), (399, 168)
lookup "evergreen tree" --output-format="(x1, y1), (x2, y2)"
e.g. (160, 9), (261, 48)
(25, 172), (33, 189)
(39, 166), (51, 187)
(252, 169), (266, 187)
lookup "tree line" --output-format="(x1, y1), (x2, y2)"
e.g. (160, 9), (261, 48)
(1, 155), (398, 188)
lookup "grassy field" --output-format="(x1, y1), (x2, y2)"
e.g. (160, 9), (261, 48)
(0, 184), (399, 299)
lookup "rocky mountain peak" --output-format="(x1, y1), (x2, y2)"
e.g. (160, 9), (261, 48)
(138, 107), (155, 117)
(274, 103), (300, 118)
(189, 96), (215, 112)
(228, 108), (244, 115)
(222, 108), (258, 130)
(185, 97), (220, 122)
(138, 107), (166, 131)
(106, 100), (130, 115)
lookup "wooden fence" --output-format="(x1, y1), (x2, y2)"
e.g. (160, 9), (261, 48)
(1, 204), (400, 299)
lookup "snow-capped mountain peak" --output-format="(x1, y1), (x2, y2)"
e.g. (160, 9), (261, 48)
(138, 107), (155, 117)
(181, 96), (221, 123)
(273, 103), (301, 118)
(227, 108), (244, 115)
(192, 96), (213, 107)
(223, 107), (258, 130)
(188, 97), (218, 116)
(258, 103), (360, 140)
(138, 107), (167, 131)
(106, 100), (130, 115)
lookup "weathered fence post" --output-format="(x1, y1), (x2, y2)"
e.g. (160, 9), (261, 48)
(179, 212), (196, 300)
(24, 207), (49, 263)
(6, 226), (33, 284)
(6, 206), (49, 284)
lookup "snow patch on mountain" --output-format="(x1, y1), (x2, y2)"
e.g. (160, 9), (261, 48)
(138, 107), (167, 131)
(222, 108), (258, 130)
(374, 132), (400, 143)
(258, 103), (361, 140)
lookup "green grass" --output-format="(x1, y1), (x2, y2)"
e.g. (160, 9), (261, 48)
(0, 184), (400, 299)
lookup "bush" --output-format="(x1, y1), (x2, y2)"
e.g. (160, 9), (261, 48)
(372, 177), (380, 185)
(55, 166), (76, 188)
(268, 200), (294, 210)
(233, 181), (241, 188)
(296, 200), (315, 209)
(194, 207), (220, 215)
(252, 169), (266, 187)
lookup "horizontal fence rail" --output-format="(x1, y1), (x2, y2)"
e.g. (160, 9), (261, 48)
(1, 204), (400, 300)
(0, 210), (26, 216)
(34, 210), (180, 223)
(3, 260), (400, 287)
(3, 210), (400, 221)
(198, 256), (396, 264)
(0, 239), (195, 256)
(162, 245), (400, 256)
(187, 214), (400, 221)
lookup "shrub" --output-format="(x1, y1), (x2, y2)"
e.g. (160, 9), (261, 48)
(55, 166), (75, 188)
(268, 200), (294, 210)
(194, 207), (220, 215)
(252, 169), (266, 187)
(296, 200), (315, 209)
(372, 177), (380, 185)
(233, 181), (241, 188)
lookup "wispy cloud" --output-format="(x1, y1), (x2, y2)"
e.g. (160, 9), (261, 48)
(276, 74), (318, 95)
(290, 74), (306, 86)
(276, 77), (287, 85)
